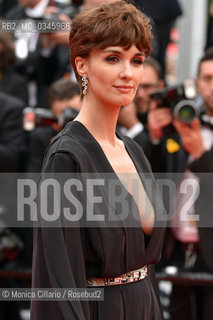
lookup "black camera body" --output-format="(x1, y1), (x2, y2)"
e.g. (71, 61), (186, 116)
(38, 1), (80, 32)
(42, 1), (80, 22)
(150, 80), (199, 123)
(23, 107), (79, 131)
(58, 107), (79, 128)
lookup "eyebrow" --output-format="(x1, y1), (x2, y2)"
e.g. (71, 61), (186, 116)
(103, 49), (145, 57)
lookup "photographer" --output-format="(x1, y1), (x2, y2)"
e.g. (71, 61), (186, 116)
(145, 50), (213, 319)
(119, 52), (213, 318)
(171, 49), (213, 320)
(6, 0), (74, 106)
(0, 92), (25, 172)
(174, 50), (213, 167)
(135, 56), (165, 129)
(0, 92), (26, 320)
(118, 56), (165, 164)
(0, 32), (28, 104)
(26, 78), (81, 172)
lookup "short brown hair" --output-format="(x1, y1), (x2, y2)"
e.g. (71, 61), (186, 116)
(197, 47), (213, 76)
(144, 56), (163, 80)
(46, 79), (80, 109)
(69, 0), (152, 89)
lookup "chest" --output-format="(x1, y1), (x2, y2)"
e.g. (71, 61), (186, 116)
(101, 144), (138, 174)
(100, 143), (146, 207)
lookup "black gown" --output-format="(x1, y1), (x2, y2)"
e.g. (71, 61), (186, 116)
(31, 120), (166, 319)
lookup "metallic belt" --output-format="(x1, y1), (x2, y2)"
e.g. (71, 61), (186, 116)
(87, 265), (148, 287)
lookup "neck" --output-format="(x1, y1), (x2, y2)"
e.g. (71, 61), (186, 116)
(74, 94), (121, 146)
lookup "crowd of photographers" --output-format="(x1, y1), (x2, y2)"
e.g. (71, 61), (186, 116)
(0, 0), (213, 319)
(118, 51), (213, 319)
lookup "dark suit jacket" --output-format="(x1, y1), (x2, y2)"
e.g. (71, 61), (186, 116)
(0, 70), (28, 104)
(189, 149), (213, 272)
(26, 126), (57, 173)
(134, 129), (188, 174)
(6, 5), (70, 107)
(0, 92), (31, 271)
(0, 0), (17, 17)
(0, 92), (26, 171)
(134, 125), (213, 272)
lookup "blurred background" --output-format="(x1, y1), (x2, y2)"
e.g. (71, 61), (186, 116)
(0, 0), (213, 319)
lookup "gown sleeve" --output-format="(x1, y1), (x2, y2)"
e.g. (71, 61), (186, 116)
(31, 152), (90, 320)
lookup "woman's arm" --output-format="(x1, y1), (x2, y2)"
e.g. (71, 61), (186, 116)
(31, 152), (90, 320)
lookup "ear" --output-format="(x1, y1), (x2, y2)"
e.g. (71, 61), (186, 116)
(75, 57), (88, 78)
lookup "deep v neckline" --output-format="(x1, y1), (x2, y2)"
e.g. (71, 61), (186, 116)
(73, 120), (145, 180)
(72, 120), (157, 239)
(72, 120), (152, 208)
(73, 120), (141, 176)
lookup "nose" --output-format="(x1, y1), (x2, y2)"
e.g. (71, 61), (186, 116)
(120, 62), (133, 81)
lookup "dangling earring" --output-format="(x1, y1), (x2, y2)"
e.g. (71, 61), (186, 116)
(82, 74), (88, 95)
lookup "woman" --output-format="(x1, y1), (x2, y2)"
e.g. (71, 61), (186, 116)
(31, 1), (165, 319)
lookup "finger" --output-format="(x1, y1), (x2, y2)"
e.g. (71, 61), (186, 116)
(190, 118), (201, 131)
(149, 111), (172, 123)
(173, 120), (191, 136)
(150, 108), (172, 118)
(59, 13), (71, 22)
(149, 101), (158, 111)
(44, 6), (57, 14)
(173, 119), (183, 130)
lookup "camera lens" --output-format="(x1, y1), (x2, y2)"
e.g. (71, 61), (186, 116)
(178, 105), (195, 122)
(173, 100), (199, 123)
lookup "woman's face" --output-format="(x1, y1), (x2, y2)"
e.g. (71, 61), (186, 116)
(82, 45), (145, 107)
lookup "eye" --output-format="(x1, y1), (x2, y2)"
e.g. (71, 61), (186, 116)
(203, 76), (212, 82)
(105, 55), (120, 63)
(131, 58), (144, 65)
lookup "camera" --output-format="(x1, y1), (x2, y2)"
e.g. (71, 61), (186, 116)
(23, 107), (79, 131)
(41, 0), (80, 23)
(150, 80), (199, 123)
(58, 107), (79, 127)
